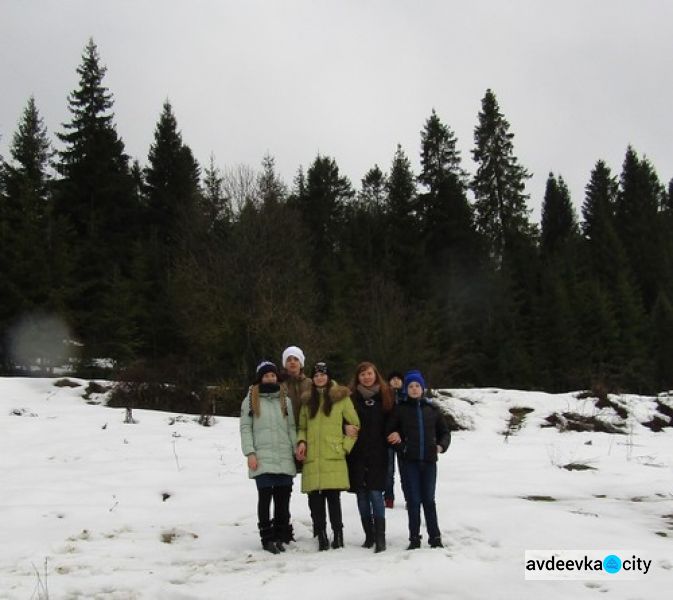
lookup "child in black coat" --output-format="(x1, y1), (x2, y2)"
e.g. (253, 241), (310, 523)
(387, 369), (450, 549)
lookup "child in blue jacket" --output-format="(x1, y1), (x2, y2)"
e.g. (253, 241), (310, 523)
(387, 369), (450, 549)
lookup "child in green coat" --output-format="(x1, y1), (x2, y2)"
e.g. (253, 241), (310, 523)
(295, 362), (360, 551)
(240, 361), (297, 554)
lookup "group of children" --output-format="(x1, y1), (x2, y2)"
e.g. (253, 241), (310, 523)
(238, 346), (451, 554)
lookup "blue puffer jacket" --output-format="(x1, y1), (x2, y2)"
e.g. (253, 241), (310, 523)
(387, 397), (450, 462)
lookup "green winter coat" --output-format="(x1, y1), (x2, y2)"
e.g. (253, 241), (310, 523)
(239, 384), (297, 479)
(297, 383), (360, 493)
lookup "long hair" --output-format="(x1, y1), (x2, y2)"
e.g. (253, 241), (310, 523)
(350, 361), (394, 412)
(308, 379), (335, 418)
(249, 384), (288, 418)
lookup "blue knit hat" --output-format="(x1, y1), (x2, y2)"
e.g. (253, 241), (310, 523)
(255, 360), (278, 383)
(404, 369), (426, 392)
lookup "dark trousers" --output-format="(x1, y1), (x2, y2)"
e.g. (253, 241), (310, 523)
(257, 485), (292, 527)
(386, 448), (409, 502)
(308, 490), (343, 532)
(403, 460), (440, 540)
(385, 447), (396, 501)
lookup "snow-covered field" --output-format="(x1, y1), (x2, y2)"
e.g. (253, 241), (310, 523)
(1, 378), (671, 599)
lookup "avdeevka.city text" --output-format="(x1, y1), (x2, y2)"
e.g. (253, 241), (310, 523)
(526, 555), (651, 574)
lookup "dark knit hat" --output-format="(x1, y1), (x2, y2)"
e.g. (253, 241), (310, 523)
(311, 361), (330, 378)
(255, 360), (278, 383)
(387, 370), (404, 382)
(403, 369), (426, 392)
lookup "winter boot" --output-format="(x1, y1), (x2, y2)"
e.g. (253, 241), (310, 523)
(331, 528), (344, 549)
(285, 522), (296, 543)
(406, 536), (421, 550)
(274, 519), (293, 552)
(317, 529), (330, 551)
(429, 536), (444, 548)
(360, 517), (374, 548)
(374, 517), (386, 553)
(259, 522), (280, 554)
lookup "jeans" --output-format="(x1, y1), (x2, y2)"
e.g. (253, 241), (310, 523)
(403, 460), (440, 540)
(356, 490), (385, 520)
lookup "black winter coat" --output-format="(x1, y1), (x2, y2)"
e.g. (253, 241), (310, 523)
(347, 389), (390, 492)
(387, 397), (450, 462)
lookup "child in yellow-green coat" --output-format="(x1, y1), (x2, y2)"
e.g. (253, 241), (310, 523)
(295, 362), (360, 551)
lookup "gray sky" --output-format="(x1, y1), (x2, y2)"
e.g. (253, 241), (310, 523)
(2, 0), (672, 220)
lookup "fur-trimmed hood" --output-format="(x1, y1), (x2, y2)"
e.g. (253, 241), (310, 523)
(300, 382), (350, 404)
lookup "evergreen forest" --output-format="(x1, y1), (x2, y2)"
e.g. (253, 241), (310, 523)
(2, 40), (672, 399)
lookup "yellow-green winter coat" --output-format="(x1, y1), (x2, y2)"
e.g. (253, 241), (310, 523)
(297, 383), (360, 493)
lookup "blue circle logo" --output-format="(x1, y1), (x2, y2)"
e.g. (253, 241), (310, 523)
(603, 554), (622, 574)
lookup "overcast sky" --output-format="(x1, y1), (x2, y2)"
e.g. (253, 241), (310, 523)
(2, 0), (672, 220)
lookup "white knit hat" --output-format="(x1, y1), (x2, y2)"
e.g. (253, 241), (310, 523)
(282, 345), (305, 368)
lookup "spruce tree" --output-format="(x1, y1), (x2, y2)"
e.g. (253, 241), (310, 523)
(417, 110), (485, 381)
(1, 96), (53, 311)
(359, 164), (387, 211)
(145, 101), (201, 252)
(471, 89), (533, 264)
(142, 100), (202, 358)
(351, 165), (388, 273)
(541, 173), (579, 257)
(257, 153), (287, 208)
(579, 160), (649, 390)
(470, 91), (538, 386)
(1, 97), (76, 370)
(615, 147), (667, 310)
(202, 153), (232, 233)
(418, 109), (466, 193)
(54, 39), (138, 360)
(385, 144), (423, 294)
(651, 291), (673, 391)
(418, 109), (477, 269)
(581, 160), (623, 285)
(297, 154), (354, 314)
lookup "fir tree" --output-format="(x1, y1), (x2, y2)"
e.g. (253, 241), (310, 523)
(202, 153), (232, 232)
(298, 154), (354, 314)
(1, 97), (76, 370)
(418, 109), (466, 193)
(615, 146), (667, 310)
(1, 96), (53, 310)
(145, 100), (201, 252)
(651, 291), (673, 391)
(54, 39), (138, 359)
(351, 165), (389, 273)
(417, 110), (485, 381)
(580, 160), (649, 390)
(142, 100), (201, 358)
(257, 153), (287, 208)
(56, 39), (137, 253)
(359, 164), (387, 211)
(418, 109), (476, 268)
(471, 89), (533, 264)
(581, 160), (624, 285)
(541, 173), (579, 257)
(385, 144), (423, 293)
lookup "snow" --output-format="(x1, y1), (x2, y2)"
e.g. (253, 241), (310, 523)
(1, 378), (671, 599)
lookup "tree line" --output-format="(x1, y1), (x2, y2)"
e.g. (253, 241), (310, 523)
(1, 39), (672, 395)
